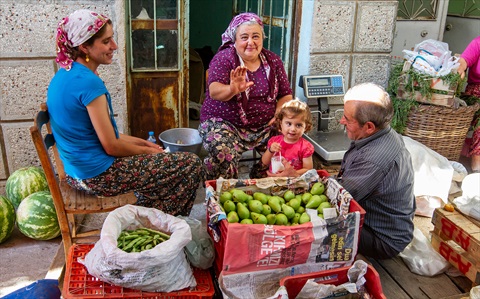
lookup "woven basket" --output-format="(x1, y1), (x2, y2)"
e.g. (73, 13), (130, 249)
(404, 102), (480, 161)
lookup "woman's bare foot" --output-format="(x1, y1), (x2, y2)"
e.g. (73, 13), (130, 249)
(472, 154), (480, 173)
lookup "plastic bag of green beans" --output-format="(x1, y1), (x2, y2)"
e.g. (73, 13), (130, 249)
(79, 204), (195, 292)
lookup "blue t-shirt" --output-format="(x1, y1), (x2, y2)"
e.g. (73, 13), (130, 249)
(47, 62), (117, 179)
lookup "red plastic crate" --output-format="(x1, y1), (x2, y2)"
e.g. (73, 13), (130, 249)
(62, 244), (215, 299)
(279, 264), (386, 299)
(206, 170), (366, 275)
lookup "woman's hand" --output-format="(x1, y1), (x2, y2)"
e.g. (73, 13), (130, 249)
(229, 66), (254, 95)
(457, 57), (468, 79)
(209, 66), (254, 101)
(121, 134), (165, 153)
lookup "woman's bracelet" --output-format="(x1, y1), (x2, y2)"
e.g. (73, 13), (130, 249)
(268, 147), (274, 153)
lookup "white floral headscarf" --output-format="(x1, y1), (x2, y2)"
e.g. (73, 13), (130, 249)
(219, 12), (263, 51)
(55, 9), (109, 70)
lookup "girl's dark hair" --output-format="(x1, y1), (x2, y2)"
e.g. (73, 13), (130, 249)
(274, 99), (313, 133)
(71, 19), (113, 60)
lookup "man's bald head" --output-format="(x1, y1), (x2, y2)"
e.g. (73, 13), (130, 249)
(343, 83), (393, 129)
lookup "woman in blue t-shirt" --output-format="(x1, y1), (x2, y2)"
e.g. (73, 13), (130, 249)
(47, 9), (204, 216)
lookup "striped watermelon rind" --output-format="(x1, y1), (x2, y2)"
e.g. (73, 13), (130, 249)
(0, 195), (16, 244)
(16, 190), (60, 241)
(6, 166), (49, 209)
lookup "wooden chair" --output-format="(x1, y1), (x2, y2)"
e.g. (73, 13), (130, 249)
(29, 103), (137, 261)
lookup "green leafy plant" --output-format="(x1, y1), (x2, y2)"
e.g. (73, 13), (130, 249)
(387, 60), (468, 134)
(391, 96), (418, 134)
(388, 62), (466, 99)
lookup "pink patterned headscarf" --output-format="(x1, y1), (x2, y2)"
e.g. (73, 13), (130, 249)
(219, 12), (263, 51)
(55, 9), (110, 70)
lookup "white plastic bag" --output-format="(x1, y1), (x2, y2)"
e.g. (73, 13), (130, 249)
(295, 260), (369, 299)
(453, 173), (480, 221)
(414, 39), (450, 58)
(471, 285), (480, 299)
(399, 228), (451, 276)
(453, 195), (480, 221)
(403, 136), (453, 204)
(177, 216), (215, 269)
(80, 204), (196, 292)
(449, 161), (468, 194)
(403, 39), (460, 76)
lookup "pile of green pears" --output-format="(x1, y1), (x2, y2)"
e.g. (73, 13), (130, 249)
(219, 182), (334, 225)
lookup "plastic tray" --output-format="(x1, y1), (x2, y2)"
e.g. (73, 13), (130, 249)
(279, 264), (386, 299)
(63, 244), (215, 299)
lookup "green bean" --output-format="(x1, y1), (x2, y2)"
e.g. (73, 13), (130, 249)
(133, 230), (150, 235)
(137, 228), (171, 240)
(122, 234), (140, 240)
(116, 227), (170, 252)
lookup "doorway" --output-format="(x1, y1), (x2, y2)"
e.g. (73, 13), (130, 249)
(391, 0), (450, 58)
(188, 0), (297, 122)
(125, 0), (297, 137)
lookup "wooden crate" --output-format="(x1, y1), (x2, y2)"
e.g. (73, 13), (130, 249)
(396, 61), (457, 107)
(431, 207), (480, 285)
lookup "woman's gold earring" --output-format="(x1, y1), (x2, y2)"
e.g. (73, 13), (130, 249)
(86, 55), (90, 62)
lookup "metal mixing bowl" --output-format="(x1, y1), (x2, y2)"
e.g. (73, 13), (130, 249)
(158, 128), (203, 155)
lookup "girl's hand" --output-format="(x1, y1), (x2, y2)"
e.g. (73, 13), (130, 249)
(269, 142), (282, 153)
(270, 142), (282, 153)
(267, 159), (297, 177)
(229, 66), (254, 95)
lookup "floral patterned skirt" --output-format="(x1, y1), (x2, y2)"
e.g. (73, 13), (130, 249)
(465, 84), (480, 156)
(198, 118), (273, 180)
(66, 152), (204, 216)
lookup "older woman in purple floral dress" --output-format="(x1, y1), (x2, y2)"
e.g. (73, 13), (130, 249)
(198, 13), (293, 180)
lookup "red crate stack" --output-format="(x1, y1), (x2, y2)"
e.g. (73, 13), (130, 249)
(63, 244), (215, 299)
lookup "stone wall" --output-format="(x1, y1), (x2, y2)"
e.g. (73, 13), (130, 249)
(0, 0), (126, 192)
(295, 0), (397, 130)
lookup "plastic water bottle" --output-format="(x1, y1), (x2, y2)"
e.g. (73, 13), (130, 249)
(147, 131), (157, 143)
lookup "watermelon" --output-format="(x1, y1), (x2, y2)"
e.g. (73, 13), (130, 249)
(6, 166), (49, 209)
(0, 195), (16, 244)
(16, 190), (60, 241)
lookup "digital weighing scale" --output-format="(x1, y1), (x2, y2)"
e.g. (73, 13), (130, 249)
(299, 74), (351, 162)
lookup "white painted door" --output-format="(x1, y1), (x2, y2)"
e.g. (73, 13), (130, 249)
(391, 0), (450, 58)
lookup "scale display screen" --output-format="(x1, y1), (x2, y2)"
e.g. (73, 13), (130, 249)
(308, 77), (330, 87)
(301, 75), (344, 98)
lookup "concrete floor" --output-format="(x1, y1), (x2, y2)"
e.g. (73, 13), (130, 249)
(0, 223), (62, 297)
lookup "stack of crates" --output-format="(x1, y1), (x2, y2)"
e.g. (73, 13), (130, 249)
(431, 207), (480, 285)
(62, 244), (215, 299)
